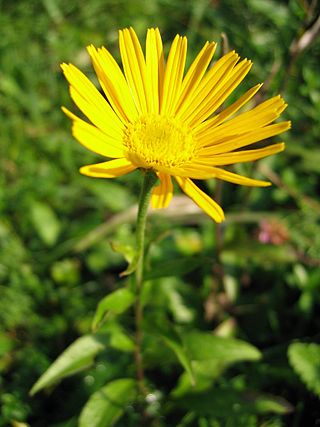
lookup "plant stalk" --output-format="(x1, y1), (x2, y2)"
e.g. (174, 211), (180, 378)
(134, 170), (158, 398)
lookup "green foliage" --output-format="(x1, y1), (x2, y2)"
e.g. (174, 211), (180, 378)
(171, 332), (261, 397)
(288, 342), (320, 397)
(176, 388), (292, 418)
(79, 379), (136, 427)
(1, 0), (320, 425)
(160, 332), (196, 385)
(145, 256), (208, 280)
(29, 200), (62, 247)
(92, 288), (136, 332)
(183, 331), (261, 362)
(30, 335), (106, 396)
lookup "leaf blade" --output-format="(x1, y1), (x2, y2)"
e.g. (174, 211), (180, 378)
(30, 335), (106, 396)
(79, 378), (136, 427)
(288, 342), (320, 396)
(161, 334), (195, 386)
(92, 288), (135, 331)
(183, 331), (261, 362)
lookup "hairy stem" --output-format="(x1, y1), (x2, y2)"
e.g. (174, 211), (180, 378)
(134, 170), (158, 397)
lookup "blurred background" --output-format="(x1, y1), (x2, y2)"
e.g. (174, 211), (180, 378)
(1, 0), (320, 426)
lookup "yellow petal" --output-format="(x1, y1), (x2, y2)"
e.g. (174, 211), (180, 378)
(197, 95), (287, 141)
(62, 107), (125, 158)
(61, 63), (123, 137)
(119, 28), (148, 114)
(151, 173), (173, 209)
(193, 83), (262, 136)
(176, 51), (240, 122)
(172, 164), (271, 186)
(201, 121), (291, 154)
(155, 29), (165, 109)
(80, 158), (136, 178)
(68, 86), (124, 140)
(180, 164), (270, 186)
(210, 167), (271, 187)
(160, 35), (187, 115)
(146, 28), (164, 114)
(187, 59), (253, 127)
(175, 176), (225, 223)
(87, 44), (138, 123)
(197, 142), (285, 166)
(175, 41), (217, 114)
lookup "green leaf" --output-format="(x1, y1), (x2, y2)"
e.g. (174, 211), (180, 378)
(110, 241), (138, 277)
(172, 333), (261, 397)
(145, 257), (207, 281)
(288, 342), (320, 396)
(30, 335), (106, 396)
(103, 321), (135, 352)
(79, 378), (136, 427)
(110, 241), (135, 266)
(172, 359), (222, 398)
(118, 254), (139, 277)
(183, 331), (262, 363)
(160, 334), (195, 386)
(142, 277), (194, 323)
(30, 200), (61, 246)
(177, 388), (292, 417)
(251, 393), (293, 414)
(163, 283), (194, 324)
(92, 288), (135, 332)
(109, 329), (135, 352)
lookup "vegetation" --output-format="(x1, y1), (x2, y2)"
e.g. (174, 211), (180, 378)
(1, 0), (320, 426)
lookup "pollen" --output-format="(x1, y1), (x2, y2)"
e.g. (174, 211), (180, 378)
(123, 114), (197, 171)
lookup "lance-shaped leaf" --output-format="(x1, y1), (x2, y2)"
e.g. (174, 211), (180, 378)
(172, 331), (261, 396)
(79, 378), (136, 427)
(92, 288), (135, 332)
(161, 333), (195, 386)
(30, 335), (106, 396)
(183, 331), (261, 362)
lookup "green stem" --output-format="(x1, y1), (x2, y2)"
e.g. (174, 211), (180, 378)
(134, 170), (158, 397)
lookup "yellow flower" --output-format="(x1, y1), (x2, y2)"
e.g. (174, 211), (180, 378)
(61, 27), (290, 222)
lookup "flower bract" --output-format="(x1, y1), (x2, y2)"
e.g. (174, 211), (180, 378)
(61, 27), (290, 222)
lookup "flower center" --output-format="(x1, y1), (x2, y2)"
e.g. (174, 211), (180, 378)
(123, 115), (197, 171)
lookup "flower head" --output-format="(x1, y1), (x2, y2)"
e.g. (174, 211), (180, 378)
(61, 27), (290, 222)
